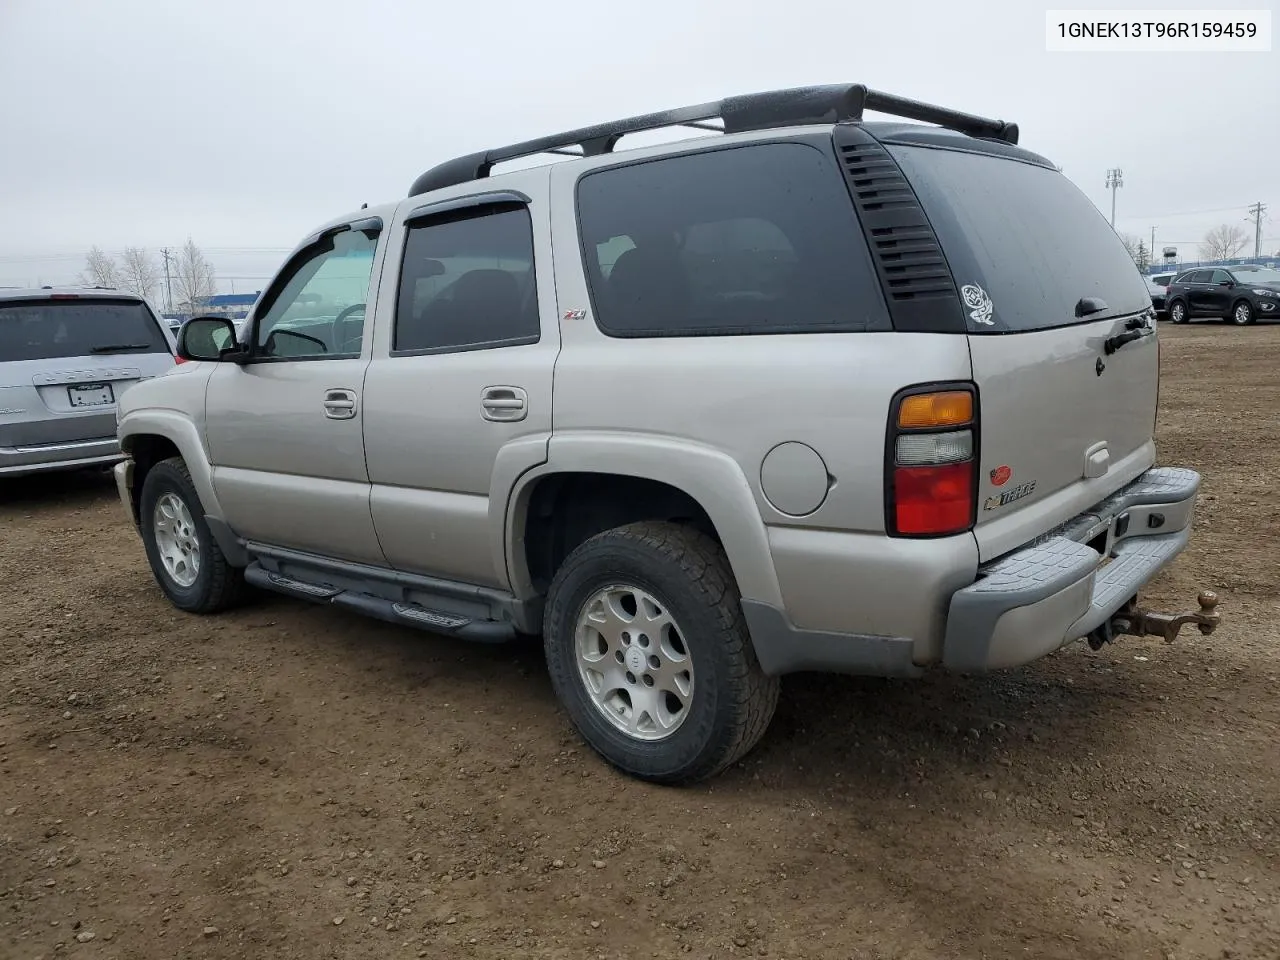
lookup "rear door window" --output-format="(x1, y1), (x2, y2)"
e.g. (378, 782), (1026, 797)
(0, 298), (168, 362)
(886, 144), (1152, 333)
(393, 204), (540, 354)
(575, 142), (890, 337)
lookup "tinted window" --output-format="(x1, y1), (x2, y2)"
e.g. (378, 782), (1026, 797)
(576, 143), (889, 337)
(394, 205), (540, 353)
(254, 227), (379, 359)
(888, 145), (1151, 333)
(1187, 271), (1211, 283)
(0, 299), (168, 363)
(1210, 270), (1232, 283)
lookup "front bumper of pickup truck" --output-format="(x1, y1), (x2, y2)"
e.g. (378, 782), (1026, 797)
(942, 466), (1214, 671)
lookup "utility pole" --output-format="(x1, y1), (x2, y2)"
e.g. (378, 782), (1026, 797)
(1150, 226), (1156, 261)
(160, 247), (174, 313)
(1105, 168), (1123, 227)
(1247, 202), (1267, 259)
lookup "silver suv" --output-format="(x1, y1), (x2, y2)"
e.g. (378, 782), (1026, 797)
(113, 84), (1221, 783)
(1, 287), (175, 477)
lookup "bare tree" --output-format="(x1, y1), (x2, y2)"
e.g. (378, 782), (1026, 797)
(173, 239), (217, 313)
(1134, 239), (1150, 271)
(1200, 224), (1248, 262)
(119, 247), (160, 301)
(81, 246), (120, 288)
(1116, 233), (1140, 260)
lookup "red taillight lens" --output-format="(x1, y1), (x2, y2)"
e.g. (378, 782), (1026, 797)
(887, 384), (978, 537)
(174, 355), (188, 364)
(893, 462), (974, 535)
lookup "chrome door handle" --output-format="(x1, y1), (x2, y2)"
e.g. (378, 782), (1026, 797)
(323, 388), (358, 420)
(480, 386), (528, 422)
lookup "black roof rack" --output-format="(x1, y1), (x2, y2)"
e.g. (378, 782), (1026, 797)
(408, 83), (1018, 196)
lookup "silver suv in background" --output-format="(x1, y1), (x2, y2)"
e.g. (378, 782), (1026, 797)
(1, 288), (176, 477)
(114, 84), (1221, 784)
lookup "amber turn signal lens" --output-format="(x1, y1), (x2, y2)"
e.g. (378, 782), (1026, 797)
(897, 391), (973, 429)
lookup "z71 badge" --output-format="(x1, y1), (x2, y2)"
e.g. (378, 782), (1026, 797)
(984, 480), (1037, 511)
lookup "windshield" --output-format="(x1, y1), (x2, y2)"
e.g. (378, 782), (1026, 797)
(887, 144), (1152, 333)
(0, 298), (169, 362)
(1233, 266), (1280, 284)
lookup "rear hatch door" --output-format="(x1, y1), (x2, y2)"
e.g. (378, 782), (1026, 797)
(887, 142), (1159, 562)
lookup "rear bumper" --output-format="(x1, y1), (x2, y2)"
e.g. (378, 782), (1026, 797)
(0, 437), (122, 476)
(942, 466), (1200, 671)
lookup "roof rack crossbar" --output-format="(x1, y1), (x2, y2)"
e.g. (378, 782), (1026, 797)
(407, 83), (1018, 196)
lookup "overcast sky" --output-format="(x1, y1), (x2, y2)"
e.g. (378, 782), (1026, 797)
(0, 0), (1275, 293)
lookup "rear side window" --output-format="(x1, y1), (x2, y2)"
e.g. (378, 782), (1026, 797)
(576, 142), (890, 337)
(393, 205), (540, 354)
(0, 298), (168, 363)
(887, 145), (1151, 333)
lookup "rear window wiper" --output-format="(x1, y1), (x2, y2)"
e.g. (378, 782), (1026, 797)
(1075, 297), (1110, 318)
(89, 343), (151, 354)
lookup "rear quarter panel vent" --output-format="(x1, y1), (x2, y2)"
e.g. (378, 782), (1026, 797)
(833, 125), (966, 334)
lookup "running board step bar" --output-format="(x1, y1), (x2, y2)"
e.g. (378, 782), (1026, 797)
(243, 563), (515, 643)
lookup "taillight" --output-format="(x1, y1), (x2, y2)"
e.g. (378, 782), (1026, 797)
(886, 384), (978, 537)
(174, 355), (188, 364)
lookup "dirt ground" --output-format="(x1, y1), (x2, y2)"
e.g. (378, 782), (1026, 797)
(2, 322), (1278, 960)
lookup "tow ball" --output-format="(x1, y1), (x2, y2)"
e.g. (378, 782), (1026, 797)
(1088, 590), (1222, 650)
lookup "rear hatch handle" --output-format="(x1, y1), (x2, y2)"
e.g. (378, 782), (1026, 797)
(1103, 314), (1154, 355)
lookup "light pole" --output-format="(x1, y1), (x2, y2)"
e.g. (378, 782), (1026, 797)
(1248, 202), (1267, 259)
(1105, 168), (1124, 227)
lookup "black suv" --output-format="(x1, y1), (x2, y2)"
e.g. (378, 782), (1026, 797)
(1165, 265), (1280, 325)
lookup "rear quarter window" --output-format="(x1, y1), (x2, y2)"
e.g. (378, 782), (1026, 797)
(575, 142), (890, 337)
(0, 298), (168, 363)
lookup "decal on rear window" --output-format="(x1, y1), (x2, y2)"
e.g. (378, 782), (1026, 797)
(961, 284), (994, 326)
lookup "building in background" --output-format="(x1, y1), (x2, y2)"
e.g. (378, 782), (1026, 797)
(202, 292), (260, 320)
(1146, 255), (1280, 277)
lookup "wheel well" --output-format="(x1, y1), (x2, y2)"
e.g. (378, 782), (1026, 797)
(124, 434), (181, 520)
(523, 473), (720, 593)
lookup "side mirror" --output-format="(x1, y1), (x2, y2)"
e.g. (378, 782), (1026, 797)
(177, 316), (241, 362)
(1219, 279), (1234, 287)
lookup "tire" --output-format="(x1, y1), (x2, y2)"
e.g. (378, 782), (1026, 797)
(1231, 300), (1256, 326)
(1169, 300), (1189, 324)
(542, 521), (779, 784)
(139, 456), (246, 613)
